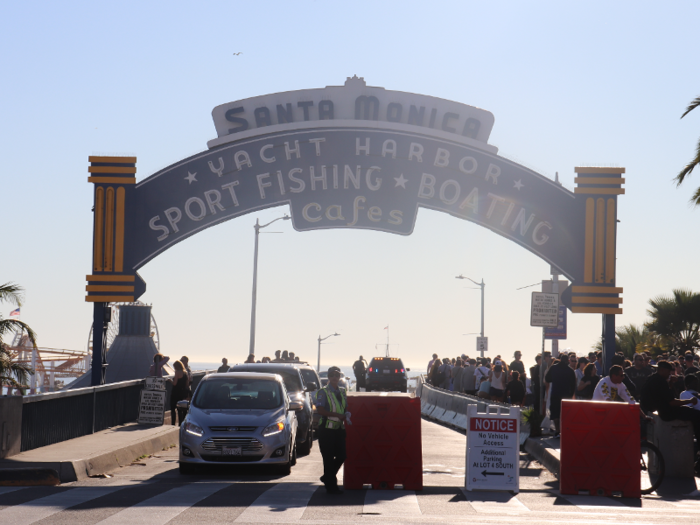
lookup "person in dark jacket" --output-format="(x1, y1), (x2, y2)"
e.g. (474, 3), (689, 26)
(545, 353), (576, 437)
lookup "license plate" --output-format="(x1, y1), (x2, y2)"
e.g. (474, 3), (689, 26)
(222, 446), (242, 455)
(383, 370), (390, 374)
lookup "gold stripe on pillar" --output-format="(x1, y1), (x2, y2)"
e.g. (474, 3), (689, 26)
(104, 187), (115, 272)
(115, 187), (126, 272)
(605, 198), (616, 283)
(584, 198), (595, 283)
(94, 187), (105, 272)
(595, 198), (605, 283)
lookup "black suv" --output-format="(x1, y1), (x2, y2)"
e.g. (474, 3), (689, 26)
(229, 363), (317, 455)
(365, 357), (409, 393)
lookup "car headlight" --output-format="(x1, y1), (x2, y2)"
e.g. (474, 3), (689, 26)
(262, 420), (285, 437)
(184, 421), (204, 437)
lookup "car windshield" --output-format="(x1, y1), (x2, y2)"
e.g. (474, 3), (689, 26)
(193, 378), (282, 410)
(299, 369), (318, 386)
(233, 367), (303, 392)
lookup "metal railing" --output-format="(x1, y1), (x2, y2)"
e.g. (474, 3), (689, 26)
(20, 371), (213, 452)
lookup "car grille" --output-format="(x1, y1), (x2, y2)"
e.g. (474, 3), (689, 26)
(209, 426), (257, 432)
(201, 437), (264, 452)
(201, 454), (264, 463)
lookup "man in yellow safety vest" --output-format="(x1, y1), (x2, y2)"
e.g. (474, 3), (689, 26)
(315, 366), (347, 494)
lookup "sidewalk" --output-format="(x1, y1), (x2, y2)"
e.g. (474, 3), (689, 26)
(524, 434), (561, 477)
(0, 421), (179, 484)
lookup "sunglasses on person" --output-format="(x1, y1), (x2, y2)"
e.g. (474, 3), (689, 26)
(328, 372), (341, 378)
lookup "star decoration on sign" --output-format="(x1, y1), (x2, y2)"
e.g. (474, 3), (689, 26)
(185, 172), (198, 184)
(394, 174), (408, 189)
(513, 179), (524, 191)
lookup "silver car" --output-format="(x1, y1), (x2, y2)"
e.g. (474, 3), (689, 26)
(178, 372), (302, 474)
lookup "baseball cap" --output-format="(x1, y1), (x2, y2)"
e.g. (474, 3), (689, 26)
(327, 366), (341, 375)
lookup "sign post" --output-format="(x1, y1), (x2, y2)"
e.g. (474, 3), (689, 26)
(476, 337), (488, 355)
(465, 404), (520, 492)
(138, 377), (166, 425)
(530, 292), (559, 328)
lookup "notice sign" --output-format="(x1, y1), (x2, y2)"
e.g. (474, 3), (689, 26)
(530, 292), (559, 327)
(138, 390), (166, 425)
(465, 405), (520, 492)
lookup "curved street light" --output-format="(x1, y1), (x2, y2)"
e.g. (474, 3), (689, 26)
(249, 214), (290, 356)
(317, 332), (340, 372)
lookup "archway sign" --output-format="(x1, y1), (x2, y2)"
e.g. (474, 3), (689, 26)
(85, 76), (624, 385)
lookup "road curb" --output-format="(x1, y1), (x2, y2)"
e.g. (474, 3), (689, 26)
(0, 426), (180, 484)
(0, 467), (60, 486)
(524, 437), (560, 477)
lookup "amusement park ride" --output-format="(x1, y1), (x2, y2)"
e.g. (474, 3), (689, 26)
(7, 302), (159, 394)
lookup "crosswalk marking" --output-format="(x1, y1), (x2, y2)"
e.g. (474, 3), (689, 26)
(95, 482), (228, 525)
(363, 489), (421, 518)
(234, 482), (319, 523)
(461, 489), (530, 513)
(560, 495), (627, 510)
(0, 480), (699, 522)
(0, 486), (121, 525)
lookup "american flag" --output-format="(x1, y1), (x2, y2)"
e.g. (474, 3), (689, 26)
(9, 308), (20, 319)
(384, 325), (388, 330)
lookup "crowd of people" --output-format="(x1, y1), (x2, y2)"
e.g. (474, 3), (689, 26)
(426, 351), (529, 405)
(426, 348), (700, 450)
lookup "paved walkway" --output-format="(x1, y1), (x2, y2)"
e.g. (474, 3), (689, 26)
(0, 422), (179, 483)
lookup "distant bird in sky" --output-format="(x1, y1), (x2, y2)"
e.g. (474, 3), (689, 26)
(232, 52), (242, 55)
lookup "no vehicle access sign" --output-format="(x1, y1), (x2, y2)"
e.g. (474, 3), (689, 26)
(465, 405), (520, 492)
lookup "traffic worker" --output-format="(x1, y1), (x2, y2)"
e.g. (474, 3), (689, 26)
(315, 365), (347, 494)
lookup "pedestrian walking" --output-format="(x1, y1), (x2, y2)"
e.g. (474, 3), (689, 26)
(315, 366), (348, 494)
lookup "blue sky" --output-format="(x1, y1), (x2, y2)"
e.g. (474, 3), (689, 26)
(3, 1), (700, 371)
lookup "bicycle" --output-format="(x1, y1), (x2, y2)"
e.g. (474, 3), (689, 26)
(640, 439), (665, 495)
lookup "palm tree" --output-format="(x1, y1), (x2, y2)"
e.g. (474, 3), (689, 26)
(0, 282), (36, 389)
(616, 324), (650, 360)
(646, 288), (700, 354)
(675, 95), (700, 205)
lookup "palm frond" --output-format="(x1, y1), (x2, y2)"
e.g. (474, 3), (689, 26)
(681, 96), (700, 119)
(675, 136), (700, 189)
(0, 282), (24, 307)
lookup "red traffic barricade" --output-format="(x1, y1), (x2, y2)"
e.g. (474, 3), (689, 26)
(560, 400), (640, 497)
(344, 392), (422, 490)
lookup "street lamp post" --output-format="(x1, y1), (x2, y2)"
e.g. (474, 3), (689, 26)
(249, 214), (290, 356)
(317, 333), (340, 372)
(456, 275), (486, 357)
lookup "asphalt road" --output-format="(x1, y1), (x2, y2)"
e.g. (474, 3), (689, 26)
(1, 418), (698, 524)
